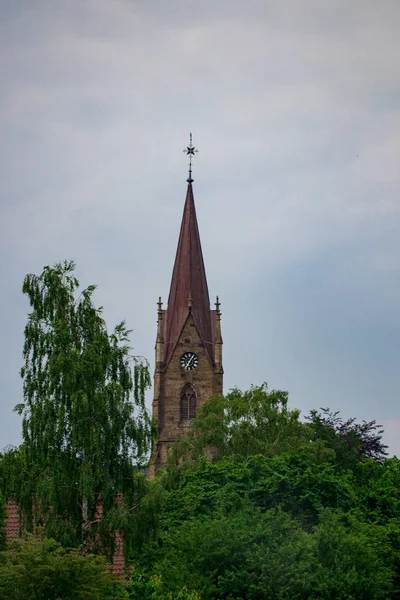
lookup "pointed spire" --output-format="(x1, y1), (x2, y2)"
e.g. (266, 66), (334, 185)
(164, 183), (213, 364)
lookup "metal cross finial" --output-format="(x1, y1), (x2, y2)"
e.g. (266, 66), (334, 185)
(183, 132), (198, 183)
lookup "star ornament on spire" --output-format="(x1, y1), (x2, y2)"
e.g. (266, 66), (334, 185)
(183, 132), (199, 183)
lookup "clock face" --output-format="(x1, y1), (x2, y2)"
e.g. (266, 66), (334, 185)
(180, 352), (198, 371)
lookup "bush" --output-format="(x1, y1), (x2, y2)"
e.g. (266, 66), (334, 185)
(127, 569), (201, 600)
(0, 535), (126, 600)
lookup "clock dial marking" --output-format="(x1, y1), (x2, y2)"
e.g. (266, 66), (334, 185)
(180, 352), (198, 371)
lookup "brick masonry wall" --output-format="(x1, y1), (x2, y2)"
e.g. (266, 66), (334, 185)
(5, 498), (125, 575)
(5, 498), (19, 542)
(154, 314), (221, 468)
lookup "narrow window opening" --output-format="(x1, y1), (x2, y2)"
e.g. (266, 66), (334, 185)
(180, 384), (197, 420)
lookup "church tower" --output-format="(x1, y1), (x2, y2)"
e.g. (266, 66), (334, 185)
(151, 136), (223, 471)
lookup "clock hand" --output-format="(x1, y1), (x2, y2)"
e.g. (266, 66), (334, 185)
(187, 354), (194, 368)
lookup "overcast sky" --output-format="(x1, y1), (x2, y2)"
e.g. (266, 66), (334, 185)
(1, 0), (399, 455)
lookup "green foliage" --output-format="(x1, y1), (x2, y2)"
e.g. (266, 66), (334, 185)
(0, 534), (127, 600)
(165, 386), (389, 482)
(5, 278), (398, 600)
(308, 408), (388, 467)
(309, 509), (395, 600)
(136, 505), (396, 600)
(129, 385), (400, 599)
(194, 383), (309, 457)
(165, 384), (311, 474)
(0, 447), (24, 499)
(127, 569), (201, 600)
(13, 260), (152, 554)
(160, 454), (357, 531)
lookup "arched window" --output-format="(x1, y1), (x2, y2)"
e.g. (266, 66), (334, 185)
(180, 384), (197, 420)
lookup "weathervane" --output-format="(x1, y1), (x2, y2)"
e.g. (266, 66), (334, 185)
(183, 132), (198, 183)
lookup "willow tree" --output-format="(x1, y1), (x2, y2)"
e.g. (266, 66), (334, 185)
(15, 261), (152, 553)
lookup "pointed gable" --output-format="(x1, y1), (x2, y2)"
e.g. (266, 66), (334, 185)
(164, 183), (214, 364)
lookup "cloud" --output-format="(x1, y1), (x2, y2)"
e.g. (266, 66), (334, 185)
(378, 420), (400, 458)
(0, 0), (399, 453)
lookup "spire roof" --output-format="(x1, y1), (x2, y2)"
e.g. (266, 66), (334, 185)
(164, 183), (213, 364)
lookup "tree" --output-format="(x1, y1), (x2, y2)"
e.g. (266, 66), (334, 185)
(165, 384), (310, 474)
(134, 455), (399, 599)
(14, 260), (152, 554)
(127, 569), (201, 600)
(130, 383), (398, 599)
(0, 535), (126, 600)
(135, 503), (396, 600)
(164, 388), (388, 483)
(308, 408), (388, 467)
